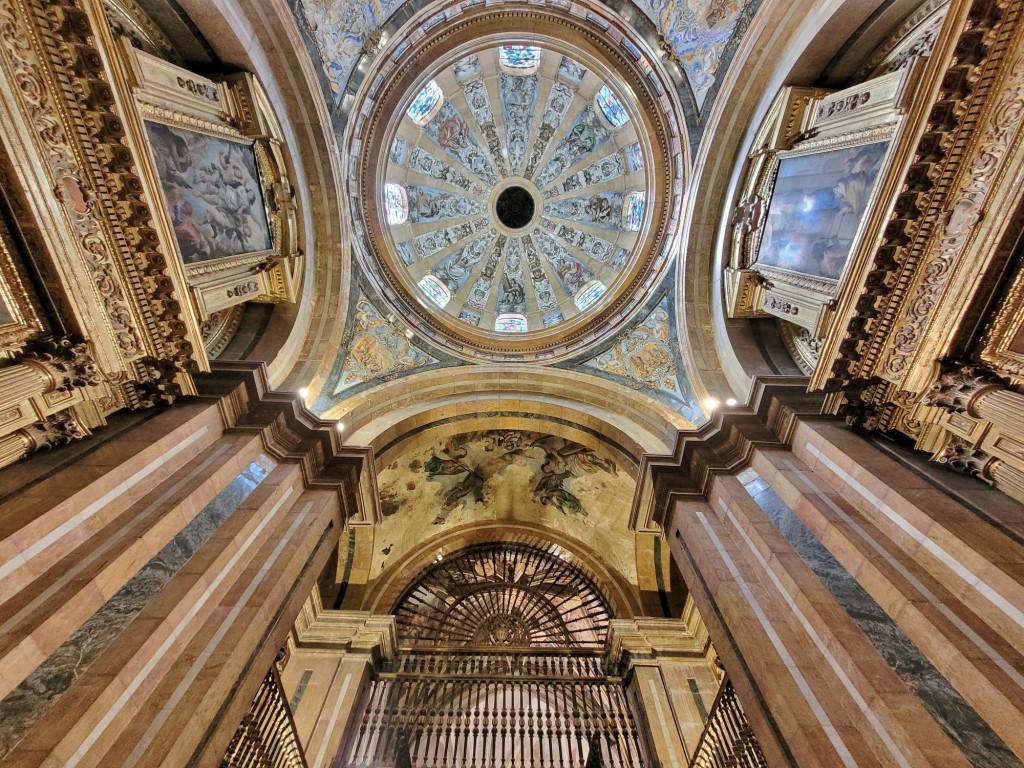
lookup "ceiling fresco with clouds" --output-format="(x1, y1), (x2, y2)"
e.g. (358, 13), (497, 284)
(373, 430), (638, 584)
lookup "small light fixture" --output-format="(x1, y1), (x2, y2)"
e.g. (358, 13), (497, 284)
(298, 387), (308, 400)
(726, 397), (737, 407)
(336, 421), (345, 432)
(706, 397), (720, 411)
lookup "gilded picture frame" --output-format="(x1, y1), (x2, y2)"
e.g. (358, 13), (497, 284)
(749, 132), (893, 295)
(980, 263), (1024, 382)
(143, 118), (277, 277)
(0, 214), (44, 352)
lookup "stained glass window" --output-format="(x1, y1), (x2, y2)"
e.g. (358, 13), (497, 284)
(574, 280), (607, 311)
(406, 80), (444, 125)
(384, 183), (408, 225)
(624, 191), (645, 231)
(499, 45), (541, 71)
(418, 275), (451, 307)
(595, 85), (629, 128)
(494, 313), (528, 333)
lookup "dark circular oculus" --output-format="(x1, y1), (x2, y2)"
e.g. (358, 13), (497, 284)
(495, 186), (535, 229)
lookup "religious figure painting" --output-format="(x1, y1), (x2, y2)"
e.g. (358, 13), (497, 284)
(145, 122), (272, 264)
(755, 142), (888, 280)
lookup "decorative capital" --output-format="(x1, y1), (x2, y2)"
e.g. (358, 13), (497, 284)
(924, 360), (1004, 414)
(18, 409), (90, 456)
(934, 434), (997, 483)
(21, 335), (102, 393)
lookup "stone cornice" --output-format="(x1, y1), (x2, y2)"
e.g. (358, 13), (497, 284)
(630, 376), (827, 531)
(195, 361), (380, 524)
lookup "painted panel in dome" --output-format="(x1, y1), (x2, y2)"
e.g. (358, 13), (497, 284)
(458, 307), (482, 325)
(541, 220), (619, 265)
(624, 142), (644, 173)
(542, 310), (564, 327)
(396, 241), (416, 266)
(459, 77), (508, 177)
(145, 121), (272, 264)
(523, 81), (579, 180)
(389, 137), (409, 166)
(650, 0), (747, 109)
(412, 218), (486, 259)
(464, 275), (491, 311)
(494, 314), (528, 333)
(296, 0), (402, 102)
(432, 232), (494, 293)
(407, 148), (483, 194)
(544, 153), (623, 198)
(406, 185), (483, 222)
(496, 239), (528, 315)
(423, 102), (500, 186)
(534, 106), (612, 189)
(557, 56), (588, 86)
(418, 275), (451, 307)
(584, 298), (701, 422)
(544, 192), (625, 231)
(522, 237), (559, 311)
(452, 54), (481, 81)
(500, 73), (539, 176)
(755, 142), (887, 280)
(532, 231), (594, 296)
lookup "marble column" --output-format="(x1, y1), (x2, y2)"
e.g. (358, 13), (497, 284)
(666, 474), (974, 768)
(281, 603), (397, 768)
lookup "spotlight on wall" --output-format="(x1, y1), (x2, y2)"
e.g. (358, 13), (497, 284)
(705, 397), (720, 411)
(726, 397), (737, 407)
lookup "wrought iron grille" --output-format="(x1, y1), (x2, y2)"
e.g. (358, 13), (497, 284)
(344, 651), (645, 768)
(220, 668), (308, 768)
(393, 542), (611, 649)
(688, 679), (767, 768)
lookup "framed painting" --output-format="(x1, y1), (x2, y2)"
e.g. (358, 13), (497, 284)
(754, 141), (889, 282)
(0, 214), (45, 352)
(980, 263), (1024, 381)
(144, 121), (274, 266)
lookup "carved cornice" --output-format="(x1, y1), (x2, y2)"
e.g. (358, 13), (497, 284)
(827, 0), (1024, 402)
(629, 377), (827, 532)
(195, 361), (379, 524)
(0, 0), (198, 406)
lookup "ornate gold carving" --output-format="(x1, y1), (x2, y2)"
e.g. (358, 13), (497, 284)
(17, 408), (90, 456)
(923, 360), (1004, 413)
(779, 321), (822, 375)
(934, 434), (997, 483)
(200, 305), (244, 359)
(979, 259), (1024, 380)
(100, 0), (177, 62)
(20, 335), (102, 393)
(0, 0), (197, 405)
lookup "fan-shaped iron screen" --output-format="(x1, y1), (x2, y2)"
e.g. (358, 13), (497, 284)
(393, 543), (612, 649)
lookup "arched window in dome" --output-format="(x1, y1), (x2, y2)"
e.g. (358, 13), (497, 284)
(623, 191), (645, 231)
(494, 313), (528, 333)
(384, 183), (409, 225)
(595, 85), (629, 128)
(406, 80), (444, 125)
(573, 280), (607, 311)
(418, 275), (451, 308)
(499, 45), (541, 74)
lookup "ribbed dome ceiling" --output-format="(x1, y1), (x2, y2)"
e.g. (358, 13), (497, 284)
(383, 44), (648, 336)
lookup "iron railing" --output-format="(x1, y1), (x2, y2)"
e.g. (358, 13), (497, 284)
(221, 668), (309, 768)
(688, 679), (767, 768)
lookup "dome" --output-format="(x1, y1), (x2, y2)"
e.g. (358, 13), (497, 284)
(345, 6), (685, 362)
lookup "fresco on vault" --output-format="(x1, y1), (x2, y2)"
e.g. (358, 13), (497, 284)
(585, 298), (702, 422)
(374, 430), (638, 580)
(297, 0), (402, 101)
(333, 293), (436, 394)
(145, 122), (271, 263)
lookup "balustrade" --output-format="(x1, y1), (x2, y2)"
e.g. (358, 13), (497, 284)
(688, 679), (766, 768)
